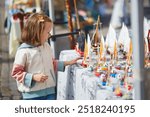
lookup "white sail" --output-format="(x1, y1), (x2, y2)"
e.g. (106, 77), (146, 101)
(105, 24), (117, 54)
(87, 34), (91, 57)
(118, 23), (130, 53)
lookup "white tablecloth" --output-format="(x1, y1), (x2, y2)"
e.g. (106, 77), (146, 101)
(57, 50), (79, 100)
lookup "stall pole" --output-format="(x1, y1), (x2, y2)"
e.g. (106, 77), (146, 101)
(48, 0), (55, 57)
(131, 0), (145, 99)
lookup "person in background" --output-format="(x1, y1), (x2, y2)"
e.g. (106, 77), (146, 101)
(110, 0), (130, 28)
(11, 12), (80, 100)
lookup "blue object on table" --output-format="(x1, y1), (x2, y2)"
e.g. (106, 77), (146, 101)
(110, 73), (117, 78)
(102, 81), (106, 86)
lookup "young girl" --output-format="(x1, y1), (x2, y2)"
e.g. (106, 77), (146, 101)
(11, 13), (79, 100)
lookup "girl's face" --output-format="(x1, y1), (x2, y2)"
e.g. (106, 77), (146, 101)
(40, 22), (52, 44)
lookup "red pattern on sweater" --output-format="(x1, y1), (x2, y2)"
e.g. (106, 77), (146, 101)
(11, 64), (26, 83)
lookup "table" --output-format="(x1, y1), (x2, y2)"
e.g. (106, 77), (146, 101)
(57, 50), (134, 100)
(57, 50), (79, 100)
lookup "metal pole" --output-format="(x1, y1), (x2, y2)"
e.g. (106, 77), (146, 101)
(131, 0), (145, 99)
(48, 0), (55, 57)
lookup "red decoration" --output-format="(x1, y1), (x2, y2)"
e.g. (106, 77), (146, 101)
(95, 72), (100, 77)
(128, 85), (132, 91)
(116, 92), (123, 97)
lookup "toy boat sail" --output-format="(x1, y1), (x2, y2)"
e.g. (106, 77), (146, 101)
(83, 34), (91, 66)
(91, 16), (101, 55)
(105, 24), (117, 62)
(127, 39), (133, 65)
(145, 30), (150, 67)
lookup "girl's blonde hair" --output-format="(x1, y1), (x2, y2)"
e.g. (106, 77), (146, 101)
(21, 12), (52, 46)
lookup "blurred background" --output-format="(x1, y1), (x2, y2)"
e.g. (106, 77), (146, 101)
(0, 0), (150, 100)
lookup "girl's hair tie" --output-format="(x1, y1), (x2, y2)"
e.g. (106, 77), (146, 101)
(38, 16), (44, 22)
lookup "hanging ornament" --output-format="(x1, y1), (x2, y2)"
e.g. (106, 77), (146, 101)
(65, 0), (76, 49)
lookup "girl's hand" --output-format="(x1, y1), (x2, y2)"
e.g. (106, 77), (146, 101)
(32, 73), (48, 83)
(64, 57), (82, 66)
(70, 57), (82, 65)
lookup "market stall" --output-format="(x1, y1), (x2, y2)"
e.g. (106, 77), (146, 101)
(55, 0), (150, 100)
